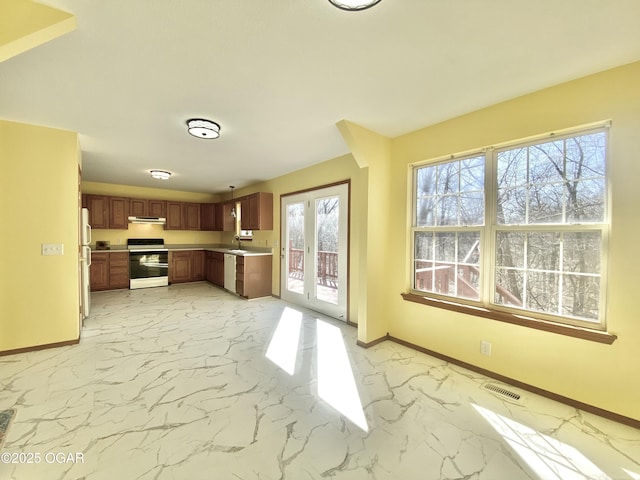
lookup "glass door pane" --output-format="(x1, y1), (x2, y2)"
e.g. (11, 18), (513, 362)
(286, 202), (305, 295)
(315, 196), (340, 305)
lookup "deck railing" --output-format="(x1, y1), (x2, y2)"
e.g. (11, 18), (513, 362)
(289, 244), (338, 288)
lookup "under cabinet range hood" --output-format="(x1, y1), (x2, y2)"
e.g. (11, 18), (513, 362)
(128, 216), (167, 225)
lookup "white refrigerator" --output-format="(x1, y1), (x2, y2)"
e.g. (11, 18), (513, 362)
(80, 208), (92, 319)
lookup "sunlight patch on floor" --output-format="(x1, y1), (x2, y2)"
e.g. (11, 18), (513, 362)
(265, 307), (302, 375)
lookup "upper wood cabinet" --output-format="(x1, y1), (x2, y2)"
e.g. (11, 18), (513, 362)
(240, 192), (273, 230)
(129, 198), (148, 217)
(183, 203), (201, 231)
(108, 197), (130, 229)
(165, 201), (183, 230)
(148, 200), (166, 218)
(200, 203), (216, 231)
(83, 195), (109, 229)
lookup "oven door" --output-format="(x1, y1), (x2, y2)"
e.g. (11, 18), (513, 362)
(129, 250), (169, 289)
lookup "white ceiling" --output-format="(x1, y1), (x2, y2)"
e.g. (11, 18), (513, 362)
(2, 0), (640, 194)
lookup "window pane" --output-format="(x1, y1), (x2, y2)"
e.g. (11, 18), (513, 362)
(495, 268), (524, 307)
(460, 156), (485, 192)
(529, 140), (564, 184)
(414, 232), (433, 292)
(562, 275), (600, 321)
(569, 178), (606, 222)
(497, 148), (527, 188)
(565, 132), (606, 179)
(497, 187), (526, 224)
(436, 196), (458, 226)
(562, 232), (601, 274)
(437, 162), (459, 194)
(526, 271), (560, 315)
(417, 196), (435, 227)
(496, 232), (525, 269)
(417, 165), (437, 196)
(460, 192), (484, 225)
(527, 232), (560, 271)
(528, 182), (564, 224)
(414, 231), (480, 300)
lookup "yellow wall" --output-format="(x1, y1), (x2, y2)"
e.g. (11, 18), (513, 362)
(386, 61), (640, 421)
(0, 120), (80, 351)
(81, 181), (222, 246)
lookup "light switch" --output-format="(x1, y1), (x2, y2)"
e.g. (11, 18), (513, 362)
(42, 243), (64, 256)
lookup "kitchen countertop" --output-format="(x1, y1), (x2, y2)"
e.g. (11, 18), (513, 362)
(91, 244), (273, 256)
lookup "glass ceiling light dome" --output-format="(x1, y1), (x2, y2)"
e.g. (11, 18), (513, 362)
(328, 0), (381, 11)
(150, 170), (171, 180)
(187, 118), (221, 139)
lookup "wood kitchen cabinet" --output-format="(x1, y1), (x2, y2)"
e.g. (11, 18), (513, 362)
(169, 251), (192, 283)
(108, 252), (130, 289)
(183, 203), (201, 230)
(192, 250), (205, 281)
(200, 203), (216, 231)
(90, 252), (129, 291)
(206, 251), (225, 286)
(212, 202), (235, 232)
(240, 193), (273, 230)
(235, 255), (272, 299)
(129, 198), (148, 217)
(169, 250), (205, 283)
(83, 194), (109, 229)
(148, 200), (166, 218)
(165, 202), (183, 230)
(89, 252), (109, 291)
(109, 197), (130, 229)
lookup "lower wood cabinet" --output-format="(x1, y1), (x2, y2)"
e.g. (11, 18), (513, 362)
(206, 251), (224, 287)
(90, 252), (129, 291)
(235, 255), (272, 299)
(169, 250), (206, 284)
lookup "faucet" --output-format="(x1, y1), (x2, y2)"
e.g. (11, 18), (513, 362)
(234, 235), (241, 249)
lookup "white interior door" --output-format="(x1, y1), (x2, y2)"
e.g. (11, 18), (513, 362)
(281, 183), (348, 320)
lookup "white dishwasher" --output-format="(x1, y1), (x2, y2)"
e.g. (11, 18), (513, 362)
(224, 253), (236, 293)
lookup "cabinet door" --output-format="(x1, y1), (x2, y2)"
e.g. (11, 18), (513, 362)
(109, 197), (130, 229)
(254, 193), (273, 230)
(90, 253), (109, 291)
(191, 251), (205, 281)
(222, 203), (236, 232)
(109, 252), (130, 289)
(165, 202), (183, 230)
(184, 203), (201, 230)
(129, 199), (147, 217)
(213, 252), (225, 286)
(84, 195), (109, 229)
(200, 203), (216, 231)
(170, 251), (192, 283)
(205, 252), (216, 283)
(240, 198), (250, 230)
(148, 200), (166, 218)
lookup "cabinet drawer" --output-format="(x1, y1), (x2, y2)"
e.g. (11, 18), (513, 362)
(236, 279), (244, 296)
(109, 253), (129, 267)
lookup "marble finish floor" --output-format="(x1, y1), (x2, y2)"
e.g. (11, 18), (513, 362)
(1, 283), (638, 479)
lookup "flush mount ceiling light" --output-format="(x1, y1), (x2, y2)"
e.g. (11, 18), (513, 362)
(187, 118), (221, 139)
(150, 170), (171, 180)
(328, 0), (381, 11)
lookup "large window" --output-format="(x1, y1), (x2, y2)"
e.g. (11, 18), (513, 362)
(412, 127), (608, 329)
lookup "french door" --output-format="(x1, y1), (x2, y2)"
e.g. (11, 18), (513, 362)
(281, 183), (349, 320)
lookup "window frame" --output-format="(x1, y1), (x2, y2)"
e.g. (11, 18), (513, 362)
(410, 124), (610, 333)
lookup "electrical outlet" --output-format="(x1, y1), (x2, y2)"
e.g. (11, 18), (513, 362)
(42, 243), (64, 256)
(480, 340), (492, 356)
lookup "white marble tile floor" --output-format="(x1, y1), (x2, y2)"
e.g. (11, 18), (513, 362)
(0, 283), (638, 479)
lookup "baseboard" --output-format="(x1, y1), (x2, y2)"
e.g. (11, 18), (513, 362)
(359, 333), (638, 430)
(0, 338), (80, 357)
(356, 333), (389, 349)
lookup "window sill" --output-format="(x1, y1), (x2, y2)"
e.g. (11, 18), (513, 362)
(401, 293), (617, 345)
